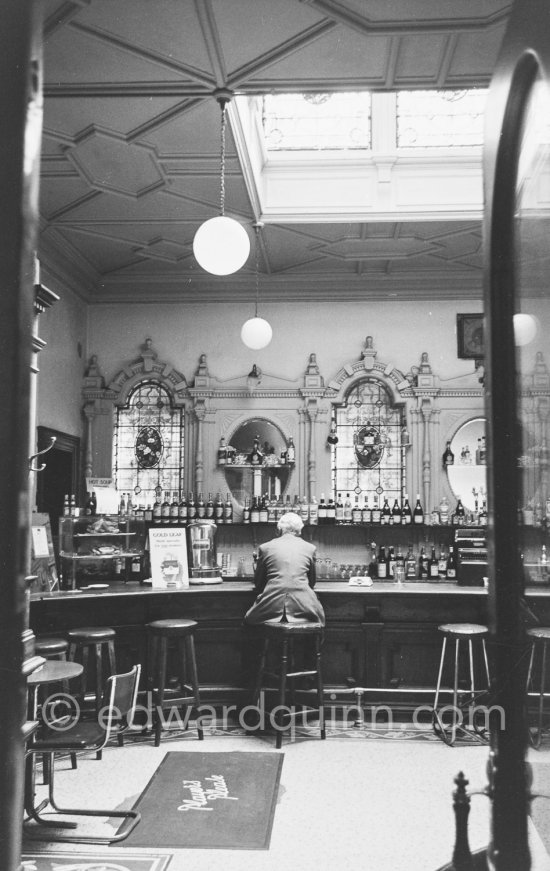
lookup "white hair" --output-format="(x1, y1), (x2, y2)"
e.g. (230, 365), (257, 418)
(277, 511), (303, 535)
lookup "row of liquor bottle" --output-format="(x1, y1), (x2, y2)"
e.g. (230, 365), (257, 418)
(366, 542), (458, 580)
(442, 436), (486, 466)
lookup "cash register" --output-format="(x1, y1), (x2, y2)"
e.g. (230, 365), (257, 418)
(454, 528), (487, 586)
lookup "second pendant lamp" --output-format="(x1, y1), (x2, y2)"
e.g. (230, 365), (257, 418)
(241, 222), (272, 350)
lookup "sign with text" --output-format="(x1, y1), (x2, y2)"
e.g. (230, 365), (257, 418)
(149, 527), (189, 588)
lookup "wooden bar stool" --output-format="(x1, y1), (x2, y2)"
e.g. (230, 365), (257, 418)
(251, 620), (325, 749)
(66, 627), (117, 715)
(146, 618), (204, 746)
(526, 626), (550, 748)
(432, 623), (491, 746)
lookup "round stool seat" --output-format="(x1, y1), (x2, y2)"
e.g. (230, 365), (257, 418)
(147, 619), (198, 636)
(438, 623), (488, 637)
(527, 627), (550, 641)
(35, 637), (68, 657)
(67, 627), (116, 644)
(262, 620), (324, 636)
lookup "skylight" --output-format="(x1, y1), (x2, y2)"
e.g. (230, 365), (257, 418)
(396, 88), (488, 148)
(262, 92), (371, 152)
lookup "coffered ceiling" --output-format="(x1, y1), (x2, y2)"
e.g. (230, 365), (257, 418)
(38, 0), (511, 304)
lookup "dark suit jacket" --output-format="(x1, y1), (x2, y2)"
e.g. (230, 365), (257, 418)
(243, 533), (325, 626)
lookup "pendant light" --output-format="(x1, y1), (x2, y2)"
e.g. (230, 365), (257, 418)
(193, 89), (251, 275)
(241, 222), (273, 350)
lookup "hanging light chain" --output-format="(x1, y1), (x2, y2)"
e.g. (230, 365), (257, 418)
(254, 224), (260, 317)
(219, 98), (227, 216)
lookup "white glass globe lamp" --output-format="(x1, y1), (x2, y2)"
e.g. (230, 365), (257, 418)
(193, 215), (250, 276)
(241, 317), (273, 350)
(513, 312), (538, 347)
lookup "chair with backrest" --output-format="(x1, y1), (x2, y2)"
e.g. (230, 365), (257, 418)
(24, 663), (142, 843)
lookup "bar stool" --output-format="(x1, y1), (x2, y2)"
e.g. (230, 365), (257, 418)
(250, 620), (325, 749)
(526, 626), (550, 749)
(33, 637), (77, 778)
(67, 626), (117, 714)
(146, 619), (204, 746)
(432, 623), (491, 746)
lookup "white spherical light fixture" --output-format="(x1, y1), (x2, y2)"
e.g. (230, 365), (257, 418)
(193, 216), (250, 276)
(241, 316), (273, 350)
(513, 312), (538, 347)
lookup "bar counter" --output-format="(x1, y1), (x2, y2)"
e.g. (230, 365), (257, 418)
(30, 581), (550, 707)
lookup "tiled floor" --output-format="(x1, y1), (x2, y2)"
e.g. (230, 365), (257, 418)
(23, 725), (550, 871)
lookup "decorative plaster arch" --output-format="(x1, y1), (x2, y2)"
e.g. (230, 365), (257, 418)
(327, 335), (411, 407)
(107, 337), (189, 408)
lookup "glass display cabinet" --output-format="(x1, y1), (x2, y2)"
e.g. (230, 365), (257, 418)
(58, 514), (146, 588)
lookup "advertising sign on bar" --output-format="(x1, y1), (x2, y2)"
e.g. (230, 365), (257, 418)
(149, 528), (189, 589)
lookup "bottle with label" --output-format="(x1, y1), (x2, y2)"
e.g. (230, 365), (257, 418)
(401, 494), (412, 525)
(196, 492), (206, 519)
(429, 546), (440, 579)
(352, 496), (362, 525)
(318, 494), (327, 525)
(478, 500), (487, 526)
(418, 547), (428, 579)
(126, 492), (133, 516)
(343, 494), (353, 524)
(452, 496), (466, 526)
(286, 437), (296, 465)
(250, 497), (260, 524)
(224, 492), (233, 524)
(371, 495), (381, 524)
(442, 440), (455, 467)
(187, 492), (197, 522)
(243, 497), (251, 524)
(203, 492), (213, 519)
(259, 495), (268, 524)
(387, 546), (396, 579)
(439, 496), (450, 525)
(368, 542), (378, 579)
(438, 547), (448, 579)
(335, 493), (344, 524)
(406, 544), (417, 579)
(218, 437), (228, 466)
(145, 503), (153, 523)
(309, 495), (319, 526)
(119, 492), (127, 517)
(299, 496), (309, 525)
(446, 548), (457, 580)
(476, 436), (487, 465)
(377, 546), (388, 579)
(413, 494), (424, 525)
(248, 436), (264, 466)
(161, 492), (170, 523)
(178, 493), (187, 525)
(361, 495), (370, 525)
(63, 494), (70, 516)
(380, 498), (391, 525)
(153, 497), (162, 524)
(326, 498), (336, 524)
(214, 492), (224, 523)
(391, 499), (402, 525)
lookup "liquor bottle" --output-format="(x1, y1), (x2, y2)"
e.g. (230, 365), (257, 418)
(452, 496), (466, 526)
(248, 436), (264, 466)
(267, 497), (276, 524)
(475, 437), (487, 465)
(361, 495), (370, 525)
(170, 491), (179, 524)
(391, 499), (402, 525)
(418, 547), (428, 579)
(368, 542), (378, 579)
(478, 499), (488, 526)
(439, 496), (450, 525)
(187, 492), (197, 522)
(286, 437), (296, 465)
(442, 440), (455, 467)
(63, 494), (70, 516)
(326, 498), (336, 524)
(243, 497), (251, 524)
(196, 492), (206, 518)
(126, 492), (133, 516)
(178, 493), (187, 525)
(438, 547), (448, 579)
(413, 494), (424, 525)
(371, 495), (381, 524)
(161, 491), (170, 522)
(387, 546), (396, 579)
(250, 497), (260, 524)
(153, 497), (162, 524)
(224, 492), (233, 524)
(259, 495), (268, 523)
(377, 545), (388, 579)
(395, 545), (405, 572)
(406, 544), (417, 579)
(446, 547), (457, 580)
(401, 494), (412, 525)
(299, 496), (310, 525)
(318, 493), (327, 525)
(429, 546), (440, 579)
(218, 437), (228, 466)
(84, 492), (94, 515)
(335, 493), (344, 524)
(145, 503), (153, 523)
(285, 494), (292, 513)
(381, 498), (391, 525)
(352, 496), (362, 525)
(343, 494), (353, 524)
(90, 491), (97, 515)
(205, 492), (215, 519)
(309, 495), (319, 526)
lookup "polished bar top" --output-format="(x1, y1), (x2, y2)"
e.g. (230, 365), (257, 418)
(29, 580), (550, 601)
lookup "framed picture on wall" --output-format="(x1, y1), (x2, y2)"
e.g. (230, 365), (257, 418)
(457, 313), (484, 359)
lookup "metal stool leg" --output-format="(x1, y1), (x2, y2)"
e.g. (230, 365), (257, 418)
(315, 634), (325, 740)
(186, 634), (204, 740)
(275, 638), (289, 750)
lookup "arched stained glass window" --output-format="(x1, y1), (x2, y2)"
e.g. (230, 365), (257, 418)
(331, 379), (406, 506)
(113, 380), (184, 505)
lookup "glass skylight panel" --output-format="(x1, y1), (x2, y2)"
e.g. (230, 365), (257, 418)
(396, 88), (488, 148)
(262, 92), (371, 151)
